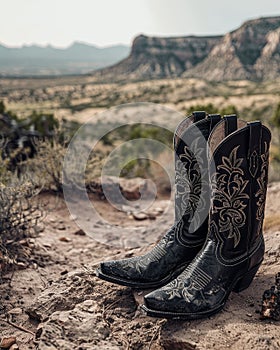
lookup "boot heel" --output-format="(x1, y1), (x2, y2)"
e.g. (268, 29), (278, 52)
(233, 263), (262, 293)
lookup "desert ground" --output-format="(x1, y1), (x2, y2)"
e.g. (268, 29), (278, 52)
(0, 182), (280, 350)
(0, 76), (280, 349)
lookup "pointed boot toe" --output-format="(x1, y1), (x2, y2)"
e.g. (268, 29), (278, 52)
(99, 260), (124, 278)
(96, 257), (147, 287)
(143, 286), (186, 316)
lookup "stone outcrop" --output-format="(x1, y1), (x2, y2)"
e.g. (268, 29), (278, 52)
(185, 16), (280, 80)
(93, 16), (280, 81)
(93, 34), (221, 80)
(255, 27), (280, 80)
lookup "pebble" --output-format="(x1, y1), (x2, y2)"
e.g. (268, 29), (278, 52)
(59, 237), (72, 242)
(34, 224), (45, 233)
(10, 344), (19, 350)
(0, 337), (16, 349)
(57, 223), (66, 230)
(132, 212), (148, 220)
(8, 307), (22, 315)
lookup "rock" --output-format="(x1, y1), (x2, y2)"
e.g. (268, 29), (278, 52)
(154, 207), (164, 214)
(57, 223), (66, 230)
(10, 344), (19, 350)
(8, 307), (22, 315)
(260, 272), (280, 321)
(119, 177), (155, 201)
(123, 239), (141, 249)
(26, 270), (96, 321)
(73, 229), (86, 236)
(37, 301), (120, 349)
(132, 212), (148, 220)
(160, 336), (197, 350)
(132, 290), (145, 306)
(88, 176), (156, 203)
(34, 224), (45, 233)
(36, 324), (44, 340)
(59, 236), (72, 243)
(28, 273), (138, 350)
(0, 336), (17, 349)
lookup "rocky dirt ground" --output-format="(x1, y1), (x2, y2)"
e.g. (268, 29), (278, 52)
(0, 182), (280, 350)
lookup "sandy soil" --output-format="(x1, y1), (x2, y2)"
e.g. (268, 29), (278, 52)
(0, 183), (280, 350)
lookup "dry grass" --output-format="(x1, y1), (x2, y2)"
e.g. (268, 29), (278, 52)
(264, 213), (280, 231)
(2, 77), (280, 124)
(0, 174), (41, 274)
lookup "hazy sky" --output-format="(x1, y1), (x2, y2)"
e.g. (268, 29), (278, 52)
(2, 0), (280, 47)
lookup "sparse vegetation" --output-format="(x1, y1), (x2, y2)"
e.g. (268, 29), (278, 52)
(271, 102), (280, 127)
(187, 103), (238, 116)
(97, 124), (173, 179)
(0, 168), (41, 275)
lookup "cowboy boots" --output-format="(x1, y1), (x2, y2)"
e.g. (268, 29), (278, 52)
(142, 118), (271, 319)
(95, 111), (221, 288)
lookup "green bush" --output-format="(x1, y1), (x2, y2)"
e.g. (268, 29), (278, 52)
(0, 101), (5, 114)
(187, 103), (238, 116)
(100, 124), (173, 178)
(271, 102), (280, 129)
(27, 111), (59, 136)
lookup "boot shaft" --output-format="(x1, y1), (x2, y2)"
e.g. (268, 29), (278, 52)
(208, 119), (271, 263)
(174, 112), (222, 243)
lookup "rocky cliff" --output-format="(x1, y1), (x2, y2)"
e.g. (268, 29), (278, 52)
(93, 35), (221, 80)
(185, 16), (280, 80)
(93, 16), (280, 81)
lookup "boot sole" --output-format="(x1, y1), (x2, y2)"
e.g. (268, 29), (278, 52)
(141, 262), (262, 319)
(95, 261), (190, 289)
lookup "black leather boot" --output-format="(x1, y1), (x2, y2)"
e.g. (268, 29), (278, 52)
(95, 112), (222, 288)
(142, 118), (271, 318)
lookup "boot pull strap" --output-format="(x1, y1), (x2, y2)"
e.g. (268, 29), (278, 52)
(224, 115), (237, 136)
(192, 111), (206, 122)
(208, 114), (221, 131)
(248, 121), (262, 178)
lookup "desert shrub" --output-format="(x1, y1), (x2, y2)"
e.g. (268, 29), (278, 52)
(98, 123), (173, 179)
(0, 169), (41, 275)
(22, 122), (82, 193)
(27, 111), (59, 136)
(85, 148), (107, 183)
(100, 123), (173, 147)
(0, 102), (63, 176)
(0, 101), (5, 114)
(24, 130), (106, 193)
(120, 158), (151, 178)
(28, 137), (66, 192)
(187, 103), (238, 116)
(0, 101), (83, 191)
(187, 103), (217, 115)
(220, 105), (238, 116)
(271, 102), (280, 129)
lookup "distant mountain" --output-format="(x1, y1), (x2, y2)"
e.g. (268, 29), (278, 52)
(92, 35), (221, 80)
(0, 42), (129, 76)
(93, 15), (280, 81)
(184, 16), (280, 80)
